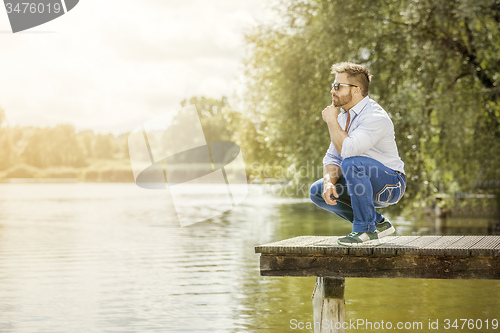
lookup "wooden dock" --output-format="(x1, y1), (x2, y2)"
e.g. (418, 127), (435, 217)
(255, 235), (500, 333)
(256, 235), (500, 279)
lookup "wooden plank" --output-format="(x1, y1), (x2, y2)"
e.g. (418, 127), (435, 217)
(255, 236), (330, 254)
(258, 236), (422, 255)
(260, 254), (500, 279)
(395, 236), (441, 255)
(495, 241), (500, 258)
(346, 245), (375, 256)
(311, 237), (349, 256)
(418, 236), (464, 256)
(256, 236), (500, 257)
(443, 236), (484, 256)
(255, 236), (317, 250)
(373, 236), (419, 256)
(469, 236), (500, 257)
(302, 237), (342, 255)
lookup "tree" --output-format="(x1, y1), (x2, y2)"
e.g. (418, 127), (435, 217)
(180, 96), (237, 142)
(93, 133), (116, 160)
(21, 125), (87, 168)
(0, 108), (5, 127)
(178, 96), (266, 178)
(244, 0), (500, 205)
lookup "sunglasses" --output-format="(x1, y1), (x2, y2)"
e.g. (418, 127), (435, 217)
(332, 82), (358, 91)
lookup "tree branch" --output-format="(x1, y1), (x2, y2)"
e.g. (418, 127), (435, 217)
(463, 18), (496, 89)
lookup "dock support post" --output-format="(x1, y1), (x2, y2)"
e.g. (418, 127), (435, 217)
(312, 277), (345, 333)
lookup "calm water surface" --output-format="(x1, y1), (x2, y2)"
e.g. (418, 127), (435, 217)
(0, 183), (498, 333)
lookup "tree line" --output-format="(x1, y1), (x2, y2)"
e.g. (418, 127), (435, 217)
(0, 110), (132, 181)
(0, 98), (265, 182)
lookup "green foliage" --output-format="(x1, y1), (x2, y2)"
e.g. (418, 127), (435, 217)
(20, 125), (87, 168)
(3, 163), (40, 178)
(98, 167), (134, 183)
(82, 169), (100, 182)
(0, 123), (132, 181)
(39, 166), (79, 179)
(0, 107), (5, 126)
(181, 96), (236, 142)
(244, 0), (500, 206)
(0, 96), (263, 183)
(180, 96), (266, 178)
(93, 134), (116, 160)
(2, 127), (130, 170)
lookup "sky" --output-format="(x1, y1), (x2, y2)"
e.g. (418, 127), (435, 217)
(0, 0), (276, 134)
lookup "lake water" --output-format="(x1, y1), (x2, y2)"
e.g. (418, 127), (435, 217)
(0, 183), (498, 332)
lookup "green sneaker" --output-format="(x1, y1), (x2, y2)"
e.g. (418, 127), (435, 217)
(376, 218), (396, 238)
(337, 231), (379, 247)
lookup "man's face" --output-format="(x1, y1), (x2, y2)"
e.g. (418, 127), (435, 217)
(331, 73), (354, 108)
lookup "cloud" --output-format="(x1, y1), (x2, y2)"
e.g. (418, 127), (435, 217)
(0, 0), (272, 134)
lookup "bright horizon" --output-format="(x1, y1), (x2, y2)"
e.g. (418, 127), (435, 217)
(0, 0), (275, 135)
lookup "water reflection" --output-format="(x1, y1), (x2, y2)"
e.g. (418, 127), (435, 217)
(0, 184), (498, 333)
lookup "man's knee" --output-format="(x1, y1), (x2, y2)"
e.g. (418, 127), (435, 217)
(309, 179), (323, 199)
(340, 156), (363, 176)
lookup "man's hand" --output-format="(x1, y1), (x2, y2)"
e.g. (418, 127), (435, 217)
(322, 182), (339, 205)
(322, 105), (338, 124)
(323, 105), (347, 153)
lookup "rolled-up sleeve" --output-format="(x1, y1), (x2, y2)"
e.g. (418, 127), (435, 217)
(340, 114), (389, 158)
(323, 142), (342, 167)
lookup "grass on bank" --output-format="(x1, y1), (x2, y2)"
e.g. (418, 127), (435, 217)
(0, 161), (134, 183)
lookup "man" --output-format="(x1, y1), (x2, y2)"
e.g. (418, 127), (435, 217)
(309, 62), (406, 246)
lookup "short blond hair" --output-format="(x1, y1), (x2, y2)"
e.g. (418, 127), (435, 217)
(331, 62), (372, 96)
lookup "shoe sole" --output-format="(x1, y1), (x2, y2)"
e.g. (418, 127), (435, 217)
(377, 226), (396, 238)
(337, 238), (380, 247)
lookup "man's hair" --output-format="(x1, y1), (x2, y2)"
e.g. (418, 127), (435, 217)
(331, 62), (372, 96)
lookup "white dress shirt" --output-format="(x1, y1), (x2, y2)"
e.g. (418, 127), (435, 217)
(323, 96), (405, 174)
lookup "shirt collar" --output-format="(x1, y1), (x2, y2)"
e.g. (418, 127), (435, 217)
(341, 95), (370, 115)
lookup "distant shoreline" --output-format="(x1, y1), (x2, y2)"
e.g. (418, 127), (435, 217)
(0, 178), (134, 183)
(0, 178), (80, 183)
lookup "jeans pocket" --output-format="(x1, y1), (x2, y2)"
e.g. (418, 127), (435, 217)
(375, 182), (402, 205)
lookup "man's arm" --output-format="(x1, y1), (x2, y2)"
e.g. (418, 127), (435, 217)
(322, 164), (341, 205)
(340, 115), (389, 158)
(322, 105), (348, 153)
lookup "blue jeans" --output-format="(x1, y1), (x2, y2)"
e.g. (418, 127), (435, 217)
(309, 156), (406, 233)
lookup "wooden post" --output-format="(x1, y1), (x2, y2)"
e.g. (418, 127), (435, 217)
(312, 277), (345, 333)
